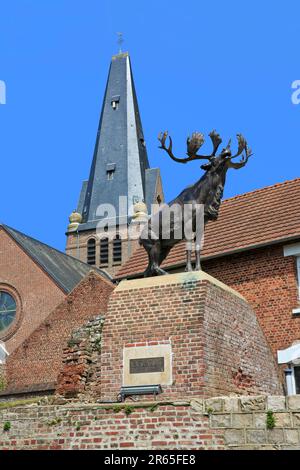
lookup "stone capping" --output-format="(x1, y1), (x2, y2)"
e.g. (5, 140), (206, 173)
(3, 394), (297, 413)
(186, 395), (299, 414)
(115, 271), (246, 301)
(199, 395), (299, 413)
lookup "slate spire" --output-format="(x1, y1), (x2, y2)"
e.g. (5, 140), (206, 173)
(79, 52), (150, 229)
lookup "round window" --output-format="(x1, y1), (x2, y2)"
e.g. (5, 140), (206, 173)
(0, 291), (17, 333)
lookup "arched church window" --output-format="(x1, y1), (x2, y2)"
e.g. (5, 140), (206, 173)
(100, 237), (109, 265)
(87, 238), (96, 265)
(113, 234), (122, 264)
(0, 292), (16, 333)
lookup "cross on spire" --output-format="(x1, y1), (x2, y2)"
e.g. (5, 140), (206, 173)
(116, 32), (124, 54)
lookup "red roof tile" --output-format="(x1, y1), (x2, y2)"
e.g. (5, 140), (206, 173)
(116, 178), (300, 278)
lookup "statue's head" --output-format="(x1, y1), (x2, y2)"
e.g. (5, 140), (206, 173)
(200, 141), (232, 171)
(220, 143), (232, 158)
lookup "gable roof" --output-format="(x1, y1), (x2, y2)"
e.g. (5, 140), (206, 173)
(1, 224), (112, 292)
(116, 178), (300, 279)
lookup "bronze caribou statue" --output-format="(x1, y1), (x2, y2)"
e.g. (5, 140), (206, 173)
(139, 130), (252, 277)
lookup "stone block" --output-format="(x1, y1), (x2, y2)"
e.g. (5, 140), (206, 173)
(254, 445), (278, 450)
(230, 445), (276, 450)
(231, 413), (253, 428)
(210, 414), (231, 428)
(267, 429), (284, 444)
(224, 429), (245, 446)
(274, 412), (291, 428)
(287, 395), (300, 411)
(246, 429), (267, 444)
(267, 396), (286, 411)
(284, 429), (300, 445)
(292, 413), (300, 427)
(123, 343), (172, 387)
(240, 396), (266, 412)
(190, 399), (204, 413)
(205, 398), (224, 413)
(253, 413), (266, 429)
(281, 445), (300, 450)
(223, 397), (239, 413)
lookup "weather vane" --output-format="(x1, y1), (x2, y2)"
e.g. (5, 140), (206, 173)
(117, 32), (124, 54)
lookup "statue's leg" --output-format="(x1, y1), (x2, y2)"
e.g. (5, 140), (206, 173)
(154, 266), (168, 276)
(151, 243), (168, 276)
(194, 233), (202, 270)
(185, 249), (193, 272)
(195, 249), (201, 271)
(141, 239), (155, 277)
(144, 253), (153, 277)
(185, 239), (193, 272)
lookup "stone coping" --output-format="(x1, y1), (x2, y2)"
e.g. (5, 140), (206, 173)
(115, 271), (246, 300)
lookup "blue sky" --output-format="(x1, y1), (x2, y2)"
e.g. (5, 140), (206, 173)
(0, 0), (299, 251)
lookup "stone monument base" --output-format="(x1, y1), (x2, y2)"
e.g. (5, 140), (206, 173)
(99, 272), (283, 401)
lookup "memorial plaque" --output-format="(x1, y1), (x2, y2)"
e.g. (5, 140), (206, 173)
(130, 356), (164, 374)
(123, 344), (172, 386)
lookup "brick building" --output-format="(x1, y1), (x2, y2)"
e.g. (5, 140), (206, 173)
(116, 178), (300, 395)
(0, 223), (113, 396)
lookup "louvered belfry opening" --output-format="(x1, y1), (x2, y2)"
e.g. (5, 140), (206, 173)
(113, 234), (122, 264)
(87, 238), (96, 265)
(100, 237), (109, 265)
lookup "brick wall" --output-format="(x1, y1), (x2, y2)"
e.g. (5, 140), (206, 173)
(56, 315), (104, 398)
(0, 228), (65, 353)
(0, 395), (300, 450)
(203, 243), (300, 355)
(3, 272), (113, 395)
(98, 273), (282, 402)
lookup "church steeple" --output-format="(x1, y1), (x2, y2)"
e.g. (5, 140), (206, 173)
(66, 52), (164, 276)
(79, 52), (150, 228)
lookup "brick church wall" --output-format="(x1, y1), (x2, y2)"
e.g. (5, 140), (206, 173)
(3, 272), (113, 395)
(0, 228), (65, 353)
(203, 243), (300, 355)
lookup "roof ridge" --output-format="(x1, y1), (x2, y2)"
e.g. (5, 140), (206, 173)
(222, 177), (300, 204)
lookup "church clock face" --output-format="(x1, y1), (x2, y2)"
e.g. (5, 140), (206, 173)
(0, 291), (16, 333)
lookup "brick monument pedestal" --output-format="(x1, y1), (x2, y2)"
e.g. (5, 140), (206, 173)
(99, 272), (283, 401)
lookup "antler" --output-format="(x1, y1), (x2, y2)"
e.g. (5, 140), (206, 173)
(209, 130), (222, 156)
(158, 130), (219, 163)
(228, 134), (253, 169)
(186, 132), (205, 157)
(230, 134), (247, 159)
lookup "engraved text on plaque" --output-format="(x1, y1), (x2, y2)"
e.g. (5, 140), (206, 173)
(130, 357), (164, 374)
